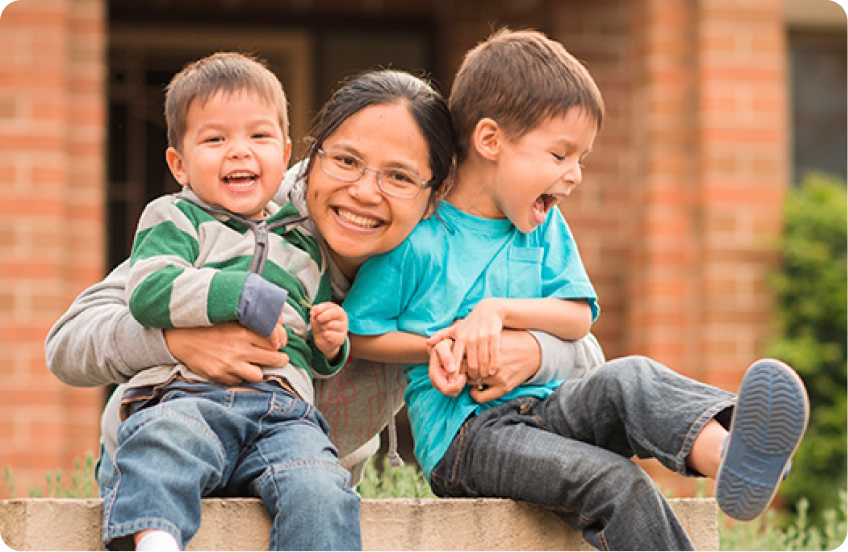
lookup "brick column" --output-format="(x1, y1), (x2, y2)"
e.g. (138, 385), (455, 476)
(627, 0), (787, 386)
(626, 0), (788, 496)
(627, 0), (704, 376)
(0, 0), (106, 496)
(695, 0), (788, 390)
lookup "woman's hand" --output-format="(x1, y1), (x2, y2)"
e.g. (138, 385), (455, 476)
(164, 322), (289, 386)
(469, 330), (541, 403)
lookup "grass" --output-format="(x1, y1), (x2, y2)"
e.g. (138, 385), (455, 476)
(4, 454), (846, 550)
(718, 494), (847, 551)
(2, 452), (98, 499)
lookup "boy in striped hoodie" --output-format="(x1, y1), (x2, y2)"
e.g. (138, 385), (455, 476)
(102, 52), (359, 551)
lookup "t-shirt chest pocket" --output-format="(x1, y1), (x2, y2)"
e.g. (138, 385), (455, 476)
(506, 246), (543, 298)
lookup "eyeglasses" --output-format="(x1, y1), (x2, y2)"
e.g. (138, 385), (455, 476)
(317, 148), (432, 199)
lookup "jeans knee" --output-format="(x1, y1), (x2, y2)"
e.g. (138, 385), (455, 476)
(599, 355), (659, 385)
(606, 460), (663, 506)
(258, 460), (357, 513)
(258, 461), (361, 548)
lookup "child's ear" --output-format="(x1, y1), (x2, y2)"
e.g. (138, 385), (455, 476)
(471, 118), (501, 161)
(165, 147), (189, 186)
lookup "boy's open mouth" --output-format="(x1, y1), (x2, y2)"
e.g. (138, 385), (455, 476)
(223, 171), (257, 188)
(534, 193), (559, 214)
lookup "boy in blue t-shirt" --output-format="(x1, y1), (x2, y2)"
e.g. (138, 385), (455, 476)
(343, 29), (809, 550)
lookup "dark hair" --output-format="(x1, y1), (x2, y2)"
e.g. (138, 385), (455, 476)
(302, 70), (455, 202)
(450, 28), (605, 163)
(165, 52), (288, 151)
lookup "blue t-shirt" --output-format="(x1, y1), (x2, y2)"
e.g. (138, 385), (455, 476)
(343, 201), (599, 479)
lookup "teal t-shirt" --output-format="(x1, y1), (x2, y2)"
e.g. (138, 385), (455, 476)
(343, 201), (599, 479)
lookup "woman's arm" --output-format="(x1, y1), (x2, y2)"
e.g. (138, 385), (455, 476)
(45, 261), (288, 388)
(472, 330), (605, 402)
(45, 260), (176, 386)
(348, 325), (605, 400)
(427, 297), (593, 380)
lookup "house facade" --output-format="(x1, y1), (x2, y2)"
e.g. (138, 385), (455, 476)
(0, 0), (844, 497)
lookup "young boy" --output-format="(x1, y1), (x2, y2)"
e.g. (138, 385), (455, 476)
(104, 52), (359, 551)
(342, 29), (809, 550)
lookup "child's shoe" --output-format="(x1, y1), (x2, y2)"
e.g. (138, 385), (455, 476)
(715, 358), (809, 521)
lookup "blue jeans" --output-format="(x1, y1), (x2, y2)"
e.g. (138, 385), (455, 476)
(429, 355), (735, 551)
(101, 385), (361, 550)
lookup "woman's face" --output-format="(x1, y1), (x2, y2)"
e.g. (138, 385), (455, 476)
(306, 102), (433, 279)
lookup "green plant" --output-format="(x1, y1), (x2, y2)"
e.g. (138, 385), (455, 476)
(719, 490), (847, 551)
(767, 172), (847, 521)
(357, 456), (435, 499)
(2, 452), (98, 499)
(2, 465), (13, 498)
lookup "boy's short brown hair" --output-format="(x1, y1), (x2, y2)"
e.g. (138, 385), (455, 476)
(164, 52), (288, 151)
(450, 28), (605, 162)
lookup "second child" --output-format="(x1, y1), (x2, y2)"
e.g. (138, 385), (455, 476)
(343, 29), (809, 550)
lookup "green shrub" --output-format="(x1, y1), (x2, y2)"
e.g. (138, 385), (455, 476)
(767, 172), (847, 521)
(358, 457), (435, 499)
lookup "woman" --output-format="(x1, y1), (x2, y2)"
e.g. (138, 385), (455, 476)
(45, 69), (604, 490)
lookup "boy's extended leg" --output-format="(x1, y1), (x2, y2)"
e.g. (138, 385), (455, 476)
(430, 401), (694, 551)
(537, 355), (808, 521)
(537, 355), (736, 476)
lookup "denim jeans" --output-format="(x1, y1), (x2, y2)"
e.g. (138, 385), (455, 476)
(429, 355), (735, 551)
(101, 385), (362, 551)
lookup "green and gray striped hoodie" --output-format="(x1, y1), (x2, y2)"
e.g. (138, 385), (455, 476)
(123, 187), (348, 406)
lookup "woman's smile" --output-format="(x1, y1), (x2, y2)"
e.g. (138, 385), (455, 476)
(334, 206), (383, 230)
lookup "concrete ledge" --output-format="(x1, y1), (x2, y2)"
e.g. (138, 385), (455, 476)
(1, 497), (718, 550)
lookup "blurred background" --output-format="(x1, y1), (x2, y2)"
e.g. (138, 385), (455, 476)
(0, 0), (845, 535)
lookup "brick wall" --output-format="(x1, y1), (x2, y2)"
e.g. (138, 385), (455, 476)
(0, 0), (106, 497)
(0, 0), (789, 499)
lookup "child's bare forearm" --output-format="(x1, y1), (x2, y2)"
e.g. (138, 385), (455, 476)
(348, 332), (431, 364)
(491, 297), (592, 340)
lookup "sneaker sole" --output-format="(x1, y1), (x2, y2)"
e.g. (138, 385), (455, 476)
(715, 358), (809, 521)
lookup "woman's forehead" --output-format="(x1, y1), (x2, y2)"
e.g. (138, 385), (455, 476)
(327, 104), (430, 171)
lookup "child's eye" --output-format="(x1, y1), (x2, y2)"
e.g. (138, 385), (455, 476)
(551, 152), (566, 162)
(252, 132), (269, 139)
(204, 136), (224, 143)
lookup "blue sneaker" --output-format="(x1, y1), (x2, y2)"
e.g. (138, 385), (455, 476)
(715, 359), (809, 521)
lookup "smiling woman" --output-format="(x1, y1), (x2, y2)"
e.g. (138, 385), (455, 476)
(304, 102), (435, 279)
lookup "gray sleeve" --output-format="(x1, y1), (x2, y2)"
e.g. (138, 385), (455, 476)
(238, 273), (288, 338)
(524, 331), (606, 386)
(45, 260), (177, 387)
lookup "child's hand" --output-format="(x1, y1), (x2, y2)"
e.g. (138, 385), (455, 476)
(428, 338), (466, 396)
(310, 302), (348, 360)
(429, 298), (504, 380)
